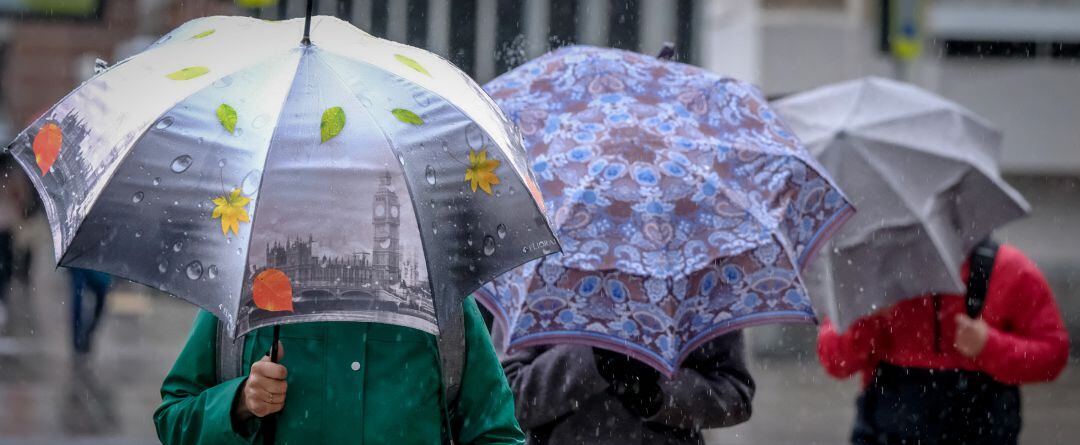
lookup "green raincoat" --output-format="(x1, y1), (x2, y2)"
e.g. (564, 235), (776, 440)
(154, 297), (524, 444)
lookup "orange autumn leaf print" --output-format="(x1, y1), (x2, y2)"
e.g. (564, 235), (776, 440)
(252, 268), (294, 312)
(465, 149), (500, 195)
(32, 122), (62, 176)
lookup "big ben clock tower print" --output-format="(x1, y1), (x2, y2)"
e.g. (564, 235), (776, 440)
(372, 170), (402, 286)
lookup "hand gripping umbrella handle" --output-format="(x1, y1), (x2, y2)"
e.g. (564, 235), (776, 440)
(263, 325), (281, 445)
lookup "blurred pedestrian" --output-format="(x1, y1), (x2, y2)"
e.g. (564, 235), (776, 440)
(0, 156), (25, 329)
(69, 268), (112, 354)
(817, 240), (1069, 445)
(492, 324), (754, 445)
(154, 296), (525, 444)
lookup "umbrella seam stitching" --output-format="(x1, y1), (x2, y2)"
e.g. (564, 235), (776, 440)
(233, 48), (308, 336)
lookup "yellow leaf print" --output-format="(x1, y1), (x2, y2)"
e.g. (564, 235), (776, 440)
(211, 188), (251, 236)
(465, 149), (501, 195)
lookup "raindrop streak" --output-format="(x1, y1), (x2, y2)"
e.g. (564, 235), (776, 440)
(425, 166), (436, 185)
(207, 265), (218, 279)
(171, 155), (193, 173)
(241, 170), (262, 195)
(155, 117), (174, 130)
(251, 114), (271, 129)
(412, 91), (433, 107)
(497, 224), (507, 239)
(185, 261), (203, 280)
(466, 124), (484, 150)
(212, 77), (233, 88)
(132, 192), (144, 203)
(483, 236), (496, 256)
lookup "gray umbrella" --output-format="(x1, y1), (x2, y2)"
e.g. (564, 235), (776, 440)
(774, 77), (1029, 329)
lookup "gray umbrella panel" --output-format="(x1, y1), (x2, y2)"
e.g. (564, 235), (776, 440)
(776, 77), (1029, 329)
(9, 21), (558, 337)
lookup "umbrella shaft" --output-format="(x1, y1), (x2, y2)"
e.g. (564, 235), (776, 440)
(302, 0), (314, 45)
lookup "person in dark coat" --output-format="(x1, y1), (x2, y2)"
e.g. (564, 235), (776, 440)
(818, 243), (1069, 445)
(492, 323), (754, 445)
(69, 268), (113, 354)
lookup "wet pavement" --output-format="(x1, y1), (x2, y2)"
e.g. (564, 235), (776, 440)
(0, 215), (1077, 444)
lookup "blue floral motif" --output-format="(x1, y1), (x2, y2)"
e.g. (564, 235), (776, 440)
(557, 309), (577, 325)
(480, 45), (851, 375)
(721, 264), (744, 284)
(783, 288), (807, 306)
(605, 278), (629, 303)
(644, 277), (668, 303)
(631, 164), (660, 186)
(577, 275), (601, 296)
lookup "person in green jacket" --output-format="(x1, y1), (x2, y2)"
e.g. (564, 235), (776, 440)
(154, 296), (525, 444)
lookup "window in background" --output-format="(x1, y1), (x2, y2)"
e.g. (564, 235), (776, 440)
(406, 0), (429, 48)
(495, 0), (526, 75)
(449, 0), (477, 75)
(675, 0), (696, 63)
(608, 0), (639, 50)
(370, 0), (390, 38)
(549, 0), (578, 49)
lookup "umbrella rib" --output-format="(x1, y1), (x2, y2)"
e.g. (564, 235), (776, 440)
(851, 142), (966, 288)
(231, 50), (308, 336)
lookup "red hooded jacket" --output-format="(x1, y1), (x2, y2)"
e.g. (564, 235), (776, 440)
(817, 244), (1070, 387)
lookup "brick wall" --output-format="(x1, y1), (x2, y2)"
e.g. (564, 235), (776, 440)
(1, 0), (237, 128)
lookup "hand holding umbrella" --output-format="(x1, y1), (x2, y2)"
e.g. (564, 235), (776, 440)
(233, 343), (286, 423)
(953, 313), (989, 358)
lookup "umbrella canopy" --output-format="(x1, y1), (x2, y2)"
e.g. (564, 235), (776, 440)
(774, 77), (1029, 329)
(479, 46), (854, 375)
(4, 15), (558, 338)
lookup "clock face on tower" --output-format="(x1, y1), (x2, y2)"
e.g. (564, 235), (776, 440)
(375, 204), (385, 217)
(390, 205), (399, 218)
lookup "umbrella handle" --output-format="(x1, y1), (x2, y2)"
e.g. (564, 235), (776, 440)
(301, 0), (314, 46)
(263, 325), (281, 444)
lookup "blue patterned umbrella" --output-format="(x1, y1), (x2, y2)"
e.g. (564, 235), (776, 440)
(478, 46), (854, 375)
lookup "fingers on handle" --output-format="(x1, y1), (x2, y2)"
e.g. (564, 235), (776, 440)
(269, 341), (285, 361)
(251, 359), (288, 380)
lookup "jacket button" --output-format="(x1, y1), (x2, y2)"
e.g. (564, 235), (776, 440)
(350, 361), (361, 371)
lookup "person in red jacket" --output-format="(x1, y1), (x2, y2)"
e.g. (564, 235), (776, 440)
(818, 242), (1069, 445)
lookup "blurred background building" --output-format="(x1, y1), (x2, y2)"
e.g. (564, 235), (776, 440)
(0, 1), (1076, 443)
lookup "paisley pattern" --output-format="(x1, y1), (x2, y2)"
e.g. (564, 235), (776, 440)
(478, 46), (853, 375)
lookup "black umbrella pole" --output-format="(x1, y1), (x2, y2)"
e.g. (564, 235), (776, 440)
(301, 0), (314, 45)
(263, 325), (281, 444)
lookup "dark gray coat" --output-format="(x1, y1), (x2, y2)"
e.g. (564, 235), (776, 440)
(491, 327), (755, 445)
